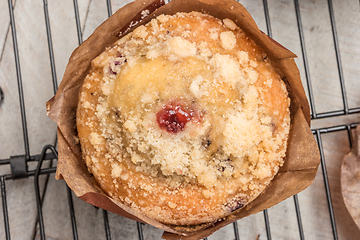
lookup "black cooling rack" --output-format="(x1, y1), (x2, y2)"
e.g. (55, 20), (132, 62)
(0, 0), (359, 239)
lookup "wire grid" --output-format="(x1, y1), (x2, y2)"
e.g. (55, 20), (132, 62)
(0, 0), (359, 239)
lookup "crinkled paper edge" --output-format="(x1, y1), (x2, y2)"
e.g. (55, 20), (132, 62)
(46, 0), (320, 238)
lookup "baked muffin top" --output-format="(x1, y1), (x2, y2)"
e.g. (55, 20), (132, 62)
(77, 11), (290, 226)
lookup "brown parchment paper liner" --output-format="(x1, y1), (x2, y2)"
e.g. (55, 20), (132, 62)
(46, 0), (320, 238)
(341, 125), (360, 230)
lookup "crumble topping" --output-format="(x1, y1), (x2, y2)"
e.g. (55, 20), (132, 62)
(77, 12), (290, 225)
(220, 31), (237, 50)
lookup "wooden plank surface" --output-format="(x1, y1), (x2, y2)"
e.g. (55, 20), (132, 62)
(0, 0), (90, 239)
(0, 0), (359, 239)
(0, 0), (55, 239)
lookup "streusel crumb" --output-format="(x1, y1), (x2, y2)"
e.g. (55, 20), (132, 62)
(77, 12), (290, 226)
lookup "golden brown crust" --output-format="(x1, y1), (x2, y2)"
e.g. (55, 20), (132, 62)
(76, 12), (290, 225)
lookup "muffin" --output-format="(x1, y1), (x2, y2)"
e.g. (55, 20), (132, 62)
(76, 12), (290, 226)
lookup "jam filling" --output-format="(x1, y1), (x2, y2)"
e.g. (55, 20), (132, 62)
(156, 101), (197, 133)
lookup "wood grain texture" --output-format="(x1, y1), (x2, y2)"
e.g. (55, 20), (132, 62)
(0, 0), (55, 238)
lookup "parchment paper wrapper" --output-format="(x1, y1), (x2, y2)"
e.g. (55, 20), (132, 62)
(341, 124), (360, 230)
(46, 0), (320, 238)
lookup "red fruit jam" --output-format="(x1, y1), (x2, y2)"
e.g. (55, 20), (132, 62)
(156, 101), (196, 133)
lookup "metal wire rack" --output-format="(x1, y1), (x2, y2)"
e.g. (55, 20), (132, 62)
(0, 0), (359, 239)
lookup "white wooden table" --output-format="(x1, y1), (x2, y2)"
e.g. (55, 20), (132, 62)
(0, 0), (359, 239)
